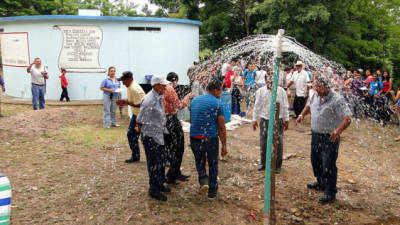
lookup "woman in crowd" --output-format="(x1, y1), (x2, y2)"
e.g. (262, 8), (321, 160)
(100, 66), (121, 128)
(381, 70), (393, 100)
(390, 83), (400, 141)
(366, 73), (383, 119)
(231, 66), (244, 114)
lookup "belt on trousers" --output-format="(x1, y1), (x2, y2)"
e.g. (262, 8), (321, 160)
(32, 83), (45, 86)
(311, 131), (331, 137)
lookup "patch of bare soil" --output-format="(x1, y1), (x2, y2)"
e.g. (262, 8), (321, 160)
(0, 107), (95, 133)
(0, 104), (400, 224)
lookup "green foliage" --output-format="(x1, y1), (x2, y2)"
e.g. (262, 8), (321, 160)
(2, 0), (400, 82)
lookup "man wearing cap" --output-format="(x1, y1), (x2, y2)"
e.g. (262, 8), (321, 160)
(116, 71), (145, 163)
(163, 72), (193, 184)
(135, 75), (171, 201)
(287, 61), (310, 118)
(296, 77), (352, 204)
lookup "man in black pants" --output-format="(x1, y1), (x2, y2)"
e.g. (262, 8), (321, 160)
(296, 77), (352, 204)
(116, 71), (145, 163)
(287, 61), (311, 118)
(163, 72), (193, 184)
(136, 75), (171, 201)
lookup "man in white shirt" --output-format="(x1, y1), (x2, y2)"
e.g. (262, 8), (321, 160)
(255, 66), (267, 90)
(287, 61), (310, 118)
(26, 58), (48, 110)
(252, 74), (289, 173)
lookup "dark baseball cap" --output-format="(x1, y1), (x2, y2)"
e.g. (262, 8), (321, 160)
(117, 71), (133, 81)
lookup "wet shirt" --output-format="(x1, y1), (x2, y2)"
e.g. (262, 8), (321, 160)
(351, 78), (365, 97)
(252, 86), (289, 122)
(369, 80), (383, 95)
(136, 89), (167, 145)
(127, 80), (145, 116)
(100, 78), (120, 96)
(243, 69), (256, 86)
(309, 91), (352, 134)
(290, 70), (310, 97)
(163, 84), (188, 115)
(190, 94), (223, 137)
(60, 74), (68, 87)
(30, 66), (46, 85)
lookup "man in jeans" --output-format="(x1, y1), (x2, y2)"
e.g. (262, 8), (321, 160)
(190, 79), (227, 199)
(296, 77), (352, 204)
(26, 58), (48, 110)
(252, 75), (289, 173)
(116, 71), (145, 163)
(136, 75), (170, 201)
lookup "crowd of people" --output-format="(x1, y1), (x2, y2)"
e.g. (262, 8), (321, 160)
(190, 57), (400, 142)
(17, 56), (400, 204)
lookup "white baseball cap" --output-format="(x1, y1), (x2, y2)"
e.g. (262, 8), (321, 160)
(151, 75), (170, 86)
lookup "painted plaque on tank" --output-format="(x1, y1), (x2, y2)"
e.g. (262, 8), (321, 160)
(54, 25), (105, 73)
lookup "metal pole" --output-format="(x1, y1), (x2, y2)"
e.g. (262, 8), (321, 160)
(264, 29), (284, 225)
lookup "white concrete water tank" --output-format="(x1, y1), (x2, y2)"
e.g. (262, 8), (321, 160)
(0, 15), (201, 100)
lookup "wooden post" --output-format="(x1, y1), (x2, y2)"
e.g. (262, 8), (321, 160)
(269, 102), (280, 224)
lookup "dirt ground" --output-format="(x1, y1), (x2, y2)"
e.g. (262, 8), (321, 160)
(0, 103), (399, 225)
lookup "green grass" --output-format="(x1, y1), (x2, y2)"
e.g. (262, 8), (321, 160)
(57, 124), (126, 148)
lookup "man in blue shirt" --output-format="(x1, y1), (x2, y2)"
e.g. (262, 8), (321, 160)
(190, 78), (227, 199)
(135, 75), (171, 201)
(243, 63), (256, 108)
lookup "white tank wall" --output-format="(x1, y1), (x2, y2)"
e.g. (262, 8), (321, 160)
(0, 17), (199, 100)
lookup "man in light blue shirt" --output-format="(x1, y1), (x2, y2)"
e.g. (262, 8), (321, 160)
(243, 63), (256, 108)
(297, 76), (352, 204)
(135, 75), (170, 201)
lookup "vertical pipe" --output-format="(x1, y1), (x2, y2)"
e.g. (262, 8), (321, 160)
(264, 29), (284, 224)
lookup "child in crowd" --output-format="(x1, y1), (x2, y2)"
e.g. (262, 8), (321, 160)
(59, 68), (70, 102)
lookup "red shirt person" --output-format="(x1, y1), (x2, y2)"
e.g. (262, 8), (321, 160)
(224, 65), (234, 88)
(59, 68), (70, 102)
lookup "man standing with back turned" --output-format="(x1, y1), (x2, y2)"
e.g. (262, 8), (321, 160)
(190, 78), (227, 199)
(296, 77), (352, 204)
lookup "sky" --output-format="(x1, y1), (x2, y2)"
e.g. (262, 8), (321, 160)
(129, 0), (160, 13)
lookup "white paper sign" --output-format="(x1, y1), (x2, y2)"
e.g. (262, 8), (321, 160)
(0, 32), (30, 67)
(54, 25), (105, 73)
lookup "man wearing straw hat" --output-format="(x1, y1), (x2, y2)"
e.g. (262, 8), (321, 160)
(287, 61), (310, 118)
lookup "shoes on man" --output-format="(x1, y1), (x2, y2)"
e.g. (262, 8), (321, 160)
(258, 165), (265, 171)
(125, 158), (139, 163)
(166, 178), (179, 185)
(199, 185), (209, 195)
(149, 191), (167, 201)
(208, 190), (217, 199)
(111, 124), (120, 127)
(160, 185), (171, 193)
(176, 174), (190, 181)
(319, 194), (335, 204)
(275, 168), (281, 174)
(307, 182), (324, 191)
